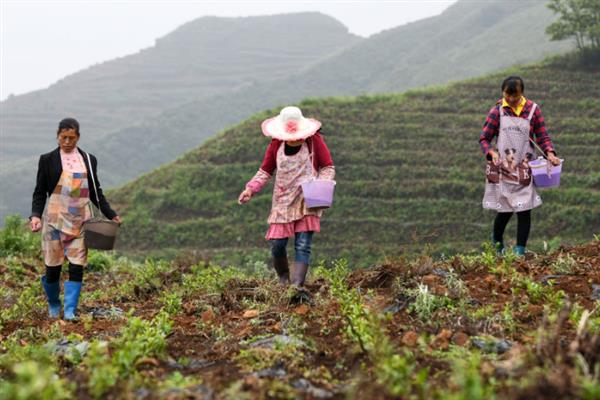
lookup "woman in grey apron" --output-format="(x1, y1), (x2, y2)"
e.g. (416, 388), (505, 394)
(479, 76), (560, 255)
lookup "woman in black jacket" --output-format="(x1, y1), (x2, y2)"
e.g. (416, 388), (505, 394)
(30, 117), (120, 320)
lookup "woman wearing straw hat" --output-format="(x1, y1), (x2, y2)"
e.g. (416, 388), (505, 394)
(239, 106), (335, 303)
(480, 76), (560, 256)
(30, 117), (121, 320)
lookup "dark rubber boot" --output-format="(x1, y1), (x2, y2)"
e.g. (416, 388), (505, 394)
(273, 257), (290, 285)
(291, 262), (308, 287)
(290, 262), (312, 305)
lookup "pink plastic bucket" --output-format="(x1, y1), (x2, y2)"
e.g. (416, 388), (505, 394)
(529, 158), (563, 188)
(301, 179), (336, 209)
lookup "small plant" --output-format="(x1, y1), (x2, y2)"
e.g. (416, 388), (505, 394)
(181, 263), (245, 296)
(159, 291), (183, 315)
(0, 214), (40, 258)
(543, 237), (563, 254)
(448, 351), (497, 399)
(158, 371), (202, 392)
(84, 311), (173, 398)
(87, 250), (115, 272)
(115, 258), (173, 299)
(471, 305), (494, 321)
(522, 276), (545, 304)
(0, 360), (73, 400)
(408, 284), (453, 321)
(501, 303), (517, 334)
(445, 268), (468, 298)
(545, 289), (567, 312)
(85, 341), (118, 399)
(410, 284), (436, 320)
(0, 283), (44, 325)
(550, 252), (578, 275)
(235, 336), (305, 373)
(480, 242), (498, 270)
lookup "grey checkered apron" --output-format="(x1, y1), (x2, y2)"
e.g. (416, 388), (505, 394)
(482, 104), (542, 212)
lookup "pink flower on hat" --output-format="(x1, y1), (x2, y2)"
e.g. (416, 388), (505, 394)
(285, 120), (299, 133)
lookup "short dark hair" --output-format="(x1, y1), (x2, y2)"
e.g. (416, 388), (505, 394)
(502, 76), (524, 95)
(57, 117), (80, 136)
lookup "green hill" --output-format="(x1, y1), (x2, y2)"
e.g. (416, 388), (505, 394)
(110, 55), (600, 264)
(91, 0), (574, 188)
(1, 1), (573, 222)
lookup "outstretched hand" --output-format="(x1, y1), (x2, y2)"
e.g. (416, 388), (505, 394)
(238, 189), (252, 205)
(30, 217), (42, 232)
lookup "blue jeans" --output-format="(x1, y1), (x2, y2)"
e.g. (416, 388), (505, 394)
(270, 231), (314, 264)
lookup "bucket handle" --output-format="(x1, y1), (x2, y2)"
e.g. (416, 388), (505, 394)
(528, 137), (564, 177)
(528, 136), (548, 160)
(85, 151), (101, 219)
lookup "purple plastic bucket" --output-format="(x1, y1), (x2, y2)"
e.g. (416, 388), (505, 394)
(301, 179), (336, 209)
(529, 158), (562, 188)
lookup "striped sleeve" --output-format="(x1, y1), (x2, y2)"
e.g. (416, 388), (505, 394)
(479, 105), (500, 157)
(531, 106), (555, 155)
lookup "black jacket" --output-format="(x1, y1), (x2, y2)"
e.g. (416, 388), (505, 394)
(31, 147), (117, 220)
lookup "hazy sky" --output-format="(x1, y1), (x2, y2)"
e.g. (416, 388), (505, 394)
(0, 1), (458, 100)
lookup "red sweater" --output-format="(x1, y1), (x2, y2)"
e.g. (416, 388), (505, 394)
(259, 132), (334, 175)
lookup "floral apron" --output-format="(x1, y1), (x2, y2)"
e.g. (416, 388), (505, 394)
(268, 142), (321, 224)
(483, 104), (542, 212)
(42, 170), (91, 266)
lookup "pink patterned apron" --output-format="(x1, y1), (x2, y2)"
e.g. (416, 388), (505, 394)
(268, 142), (322, 224)
(42, 170), (91, 266)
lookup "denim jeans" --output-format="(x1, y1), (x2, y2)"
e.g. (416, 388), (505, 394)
(270, 231), (314, 264)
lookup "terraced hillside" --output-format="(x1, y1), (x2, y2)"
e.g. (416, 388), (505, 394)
(111, 56), (600, 264)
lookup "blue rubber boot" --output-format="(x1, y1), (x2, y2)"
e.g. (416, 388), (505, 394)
(63, 281), (82, 321)
(513, 245), (526, 257)
(41, 276), (61, 318)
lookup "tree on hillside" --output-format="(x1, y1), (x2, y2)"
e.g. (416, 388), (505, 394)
(546, 0), (600, 55)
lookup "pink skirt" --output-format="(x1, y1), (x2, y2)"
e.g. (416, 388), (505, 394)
(265, 215), (321, 240)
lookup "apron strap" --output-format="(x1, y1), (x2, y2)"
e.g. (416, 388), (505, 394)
(308, 138), (316, 176)
(526, 103), (547, 158)
(527, 103), (537, 122)
(85, 151), (100, 217)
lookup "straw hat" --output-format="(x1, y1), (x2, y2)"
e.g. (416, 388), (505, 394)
(261, 106), (321, 141)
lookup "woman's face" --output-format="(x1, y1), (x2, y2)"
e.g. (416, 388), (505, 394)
(286, 139), (304, 147)
(503, 89), (523, 109)
(57, 128), (79, 153)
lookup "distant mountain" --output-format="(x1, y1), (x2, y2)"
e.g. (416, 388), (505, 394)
(0, 12), (359, 219)
(1, 1), (573, 221)
(89, 0), (573, 187)
(110, 55), (600, 263)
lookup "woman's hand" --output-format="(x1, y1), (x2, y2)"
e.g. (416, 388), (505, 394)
(238, 189), (253, 205)
(30, 217), (42, 232)
(547, 152), (561, 166)
(487, 150), (500, 165)
(112, 216), (122, 225)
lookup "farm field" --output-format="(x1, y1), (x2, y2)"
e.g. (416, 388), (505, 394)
(1, 217), (599, 399)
